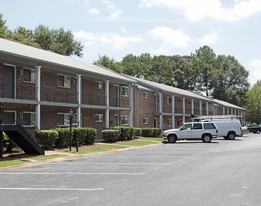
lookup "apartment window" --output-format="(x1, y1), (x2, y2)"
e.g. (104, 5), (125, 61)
(95, 82), (103, 90)
(23, 68), (36, 83)
(167, 118), (171, 126)
(121, 115), (129, 125)
(23, 112), (36, 126)
(121, 86), (129, 97)
(143, 118), (148, 124)
(95, 114), (103, 122)
(58, 113), (70, 126)
(167, 96), (172, 104)
(143, 92), (148, 99)
(58, 74), (71, 88)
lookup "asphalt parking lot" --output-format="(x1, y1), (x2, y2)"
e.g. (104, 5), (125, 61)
(1, 133), (261, 206)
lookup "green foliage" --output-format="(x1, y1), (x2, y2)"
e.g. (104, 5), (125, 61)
(142, 128), (161, 137)
(55, 127), (96, 147)
(34, 25), (84, 57)
(102, 130), (119, 143)
(142, 128), (154, 137)
(0, 14), (83, 57)
(85, 127), (97, 145)
(73, 128), (86, 145)
(35, 130), (58, 148)
(55, 128), (72, 147)
(3, 132), (18, 153)
(111, 126), (134, 140)
(245, 81), (261, 124)
(133, 128), (142, 137)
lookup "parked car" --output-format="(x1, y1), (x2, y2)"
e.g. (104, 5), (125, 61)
(246, 125), (261, 134)
(202, 118), (242, 140)
(163, 122), (218, 143)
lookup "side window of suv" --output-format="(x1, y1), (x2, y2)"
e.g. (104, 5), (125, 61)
(193, 123), (202, 130)
(204, 123), (216, 129)
(181, 123), (192, 130)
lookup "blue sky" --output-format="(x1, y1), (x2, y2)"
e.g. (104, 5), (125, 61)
(0, 0), (261, 85)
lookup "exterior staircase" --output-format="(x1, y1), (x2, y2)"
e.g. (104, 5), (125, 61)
(0, 103), (45, 157)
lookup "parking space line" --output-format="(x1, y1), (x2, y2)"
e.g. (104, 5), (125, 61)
(0, 187), (104, 191)
(0, 172), (146, 175)
(46, 163), (174, 165)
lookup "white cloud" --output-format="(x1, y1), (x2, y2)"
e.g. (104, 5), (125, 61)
(198, 31), (219, 45)
(121, 28), (127, 34)
(87, 7), (100, 15)
(149, 26), (191, 54)
(249, 59), (261, 85)
(102, 0), (123, 18)
(74, 31), (143, 49)
(139, 0), (261, 22)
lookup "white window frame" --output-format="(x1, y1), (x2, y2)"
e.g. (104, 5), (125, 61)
(143, 118), (148, 125)
(167, 118), (172, 126)
(23, 68), (36, 83)
(58, 113), (71, 126)
(58, 74), (71, 88)
(121, 115), (129, 125)
(167, 96), (172, 104)
(121, 86), (129, 97)
(95, 114), (104, 122)
(143, 92), (148, 99)
(22, 112), (36, 127)
(95, 81), (103, 90)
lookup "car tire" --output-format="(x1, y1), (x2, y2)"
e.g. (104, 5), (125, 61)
(227, 132), (236, 140)
(168, 135), (177, 143)
(202, 134), (212, 143)
(223, 136), (228, 140)
(257, 130), (260, 134)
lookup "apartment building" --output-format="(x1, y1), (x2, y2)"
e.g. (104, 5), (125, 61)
(0, 38), (136, 139)
(0, 38), (246, 143)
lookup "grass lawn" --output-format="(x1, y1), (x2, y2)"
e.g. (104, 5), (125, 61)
(63, 145), (128, 154)
(119, 140), (160, 147)
(141, 137), (165, 142)
(27, 155), (67, 161)
(0, 160), (25, 167)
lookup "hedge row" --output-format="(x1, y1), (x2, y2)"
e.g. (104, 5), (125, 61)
(36, 127), (97, 148)
(102, 127), (161, 143)
(141, 128), (161, 137)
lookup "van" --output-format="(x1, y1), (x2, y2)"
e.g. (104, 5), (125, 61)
(202, 118), (242, 140)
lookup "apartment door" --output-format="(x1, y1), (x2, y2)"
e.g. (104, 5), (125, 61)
(114, 115), (119, 127)
(114, 85), (119, 107)
(154, 118), (157, 128)
(4, 65), (15, 98)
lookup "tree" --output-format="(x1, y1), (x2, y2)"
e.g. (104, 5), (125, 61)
(192, 46), (216, 96)
(34, 25), (83, 57)
(94, 55), (122, 72)
(245, 80), (261, 124)
(169, 55), (196, 90)
(0, 14), (12, 39)
(212, 55), (249, 106)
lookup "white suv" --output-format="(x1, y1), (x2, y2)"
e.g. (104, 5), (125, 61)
(163, 122), (218, 143)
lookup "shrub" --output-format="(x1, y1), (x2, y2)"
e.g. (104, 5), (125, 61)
(73, 128), (86, 145)
(55, 128), (72, 147)
(133, 128), (142, 137)
(142, 128), (161, 137)
(3, 132), (17, 153)
(153, 128), (161, 137)
(111, 126), (134, 140)
(35, 130), (58, 148)
(102, 130), (119, 142)
(142, 128), (154, 137)
(85, 127), (97, 145)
